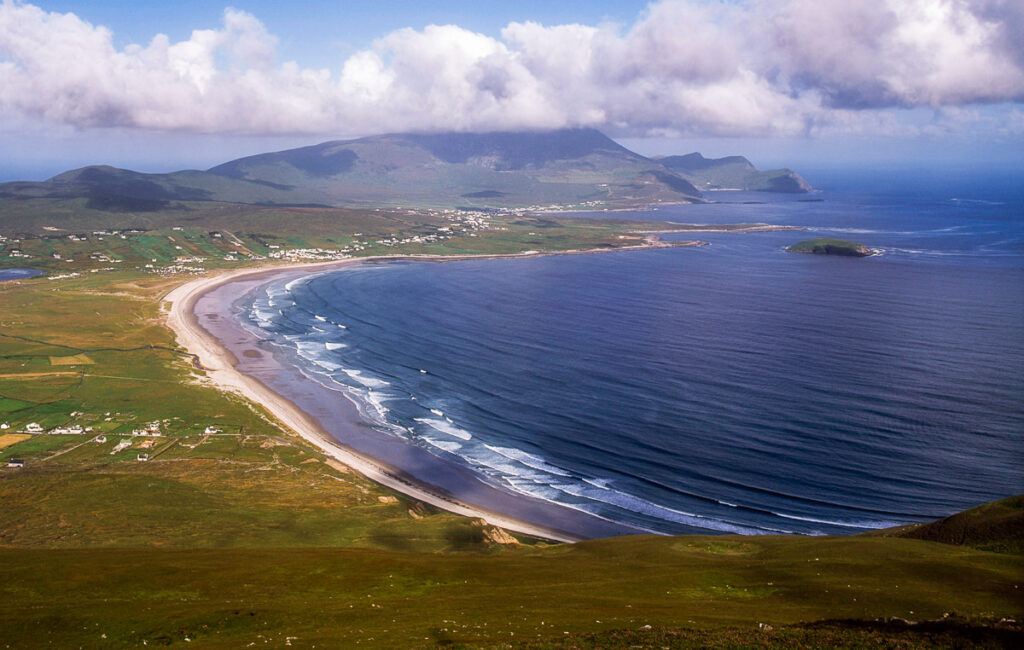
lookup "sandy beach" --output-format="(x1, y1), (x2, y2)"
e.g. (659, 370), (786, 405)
(163, 246), (687, 543)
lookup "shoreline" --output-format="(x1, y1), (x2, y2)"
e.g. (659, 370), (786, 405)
(163, 243), (701, 543)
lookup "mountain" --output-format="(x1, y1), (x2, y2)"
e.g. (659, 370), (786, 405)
(658, 152), (812, 193)
(206, 129), (702, 208)
(0, 129), (704, 211)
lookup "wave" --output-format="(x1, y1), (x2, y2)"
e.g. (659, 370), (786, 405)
(484, 444), (574, 477)
(414, 417), (472, 441)
(884, 247), (970, 257)
(251, 307), (278, 328)
(361, 389), (393, 420)
(313, 358), (343, 371)
(294, 340), (326, 359)
(325, 342), (347, 350)
(771, 511), (904, 530)
(813, 226), (964, 236)
(420, 435), (463, 454)
(951, 198), (1005, 206)
(341, 368), (390, 389)
(549, 480), (793, 535)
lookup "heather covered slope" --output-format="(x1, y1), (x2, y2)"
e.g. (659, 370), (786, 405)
(660, 152), (812, 193)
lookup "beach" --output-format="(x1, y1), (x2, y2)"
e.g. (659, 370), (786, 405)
(163, 248), (686, 543)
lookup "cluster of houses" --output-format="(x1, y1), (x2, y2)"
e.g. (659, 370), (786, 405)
(46, 423), (93, 435)
(143, 263), (206, 276)
(91, 229), (145, 239)
(266, 248), (352, 261)
(4, 420), (95, 435)
(132, 421), (164, 436)
(5, 416), (166, 438)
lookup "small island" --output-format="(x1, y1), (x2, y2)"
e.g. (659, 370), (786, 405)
(787, 238), (875, 257)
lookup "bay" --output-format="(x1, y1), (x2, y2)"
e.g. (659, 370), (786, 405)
(242, 169), (1024, 536)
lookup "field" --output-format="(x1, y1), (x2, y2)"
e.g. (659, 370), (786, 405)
(0, 211), (1021, 648)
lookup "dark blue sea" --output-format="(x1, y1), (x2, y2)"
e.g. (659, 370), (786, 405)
(243, 169), (1023, 536)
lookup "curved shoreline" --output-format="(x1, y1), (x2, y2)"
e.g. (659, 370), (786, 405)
(163, 245), (696, 543)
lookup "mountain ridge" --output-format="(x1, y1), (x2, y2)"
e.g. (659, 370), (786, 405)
(1, 129), (810, 213)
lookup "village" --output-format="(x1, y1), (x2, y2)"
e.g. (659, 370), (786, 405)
(1, 208), (505, 280)
(0, 409), (244, 470)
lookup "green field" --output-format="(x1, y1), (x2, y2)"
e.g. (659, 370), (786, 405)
(1, 214), (1021, 648)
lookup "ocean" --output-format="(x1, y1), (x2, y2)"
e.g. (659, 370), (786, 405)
(239, 169), (1023, 536)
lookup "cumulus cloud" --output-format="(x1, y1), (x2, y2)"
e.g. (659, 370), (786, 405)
(0, 0), (1021, 137)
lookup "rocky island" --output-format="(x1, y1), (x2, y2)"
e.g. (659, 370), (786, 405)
(787, 237), (875, 257)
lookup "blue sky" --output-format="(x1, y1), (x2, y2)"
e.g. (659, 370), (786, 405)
(1, 0), (1022, 180)
(37, 1), (652, 65)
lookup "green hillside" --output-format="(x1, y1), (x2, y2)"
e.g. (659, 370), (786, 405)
(874, 495), (1024, 554)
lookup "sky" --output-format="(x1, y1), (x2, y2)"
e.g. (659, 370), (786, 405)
(1, 0), (1022, 181)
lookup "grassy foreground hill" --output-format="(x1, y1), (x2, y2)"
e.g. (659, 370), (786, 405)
(2, 532), (1020, 648)
(0, 213), (1020, 648)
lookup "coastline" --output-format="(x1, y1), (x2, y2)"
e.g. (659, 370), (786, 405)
(163, 243), (700, 543)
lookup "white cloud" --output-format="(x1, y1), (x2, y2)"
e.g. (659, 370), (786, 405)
(0, 0), (1021, 138)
